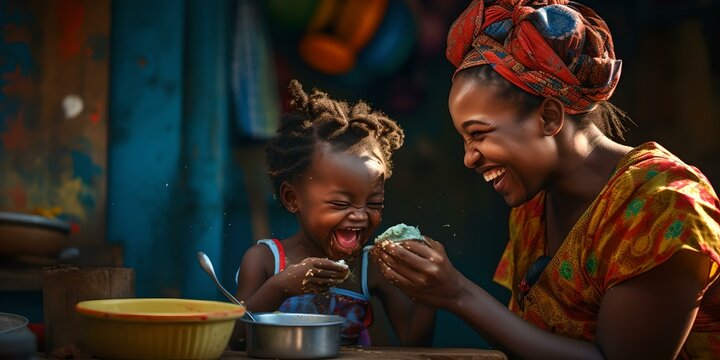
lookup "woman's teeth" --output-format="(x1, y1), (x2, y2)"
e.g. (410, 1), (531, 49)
(483, 167), (506, 182)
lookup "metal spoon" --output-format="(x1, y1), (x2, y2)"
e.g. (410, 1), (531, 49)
(197, 251), (256, 322)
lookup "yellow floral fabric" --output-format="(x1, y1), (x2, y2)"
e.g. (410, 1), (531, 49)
(493, 142), (720, 358)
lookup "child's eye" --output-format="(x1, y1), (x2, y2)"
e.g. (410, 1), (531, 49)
(366, 202), (384, 210)
(329, 201), (351, 209)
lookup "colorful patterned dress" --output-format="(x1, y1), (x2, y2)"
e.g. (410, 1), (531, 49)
(494, 142), (720, 359)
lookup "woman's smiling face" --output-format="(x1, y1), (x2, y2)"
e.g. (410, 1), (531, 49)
(448, 74), (558, 207)
(290, 143), (386, 260)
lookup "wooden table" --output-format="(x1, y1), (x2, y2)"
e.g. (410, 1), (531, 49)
(40, 347), (506, 359)
(220, 346), (507, 359)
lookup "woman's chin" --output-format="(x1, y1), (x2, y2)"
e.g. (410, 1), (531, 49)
(503, 191), (530, 208)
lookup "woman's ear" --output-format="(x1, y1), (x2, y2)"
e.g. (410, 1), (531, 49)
(539, 97), (564, 137)
(279, 181), (299, 213)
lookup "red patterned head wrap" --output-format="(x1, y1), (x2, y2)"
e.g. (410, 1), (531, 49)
(446, 0), (622, 114)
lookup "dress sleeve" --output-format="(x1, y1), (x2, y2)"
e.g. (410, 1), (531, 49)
(591, 159), (720, 292)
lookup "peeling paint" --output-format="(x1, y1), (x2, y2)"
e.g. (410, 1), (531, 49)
(71, 150), (102, 186)
(56, 0), (85, 59)
(1, 111), (28, 150)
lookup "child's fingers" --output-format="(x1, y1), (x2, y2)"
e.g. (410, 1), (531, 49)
(311, 258), (349, 272)
(301, 277), (345, 294)
(305, 276), (345, 287)
(304, 267), (348, 279)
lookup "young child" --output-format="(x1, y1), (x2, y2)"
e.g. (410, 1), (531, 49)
(233, 80), (435, 347)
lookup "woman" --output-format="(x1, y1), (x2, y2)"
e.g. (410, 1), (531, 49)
(374, 1), (720, 359)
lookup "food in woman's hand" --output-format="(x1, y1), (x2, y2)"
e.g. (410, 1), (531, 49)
(374, 223), (427, 246)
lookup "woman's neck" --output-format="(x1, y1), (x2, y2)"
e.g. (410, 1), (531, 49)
(543, 127), (632, 255)
(547, 126), (630, 206)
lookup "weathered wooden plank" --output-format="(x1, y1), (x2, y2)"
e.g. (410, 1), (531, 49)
(0, 0), (109, 251)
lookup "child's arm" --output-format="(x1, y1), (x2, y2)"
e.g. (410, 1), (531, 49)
(369, 253), (436, 346)
(235, 244), (350, 311)
(234, 244), (285, 312)
(230, 244), (349, 349)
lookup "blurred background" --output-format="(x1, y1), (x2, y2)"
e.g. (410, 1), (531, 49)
(1, 0), (718, 348)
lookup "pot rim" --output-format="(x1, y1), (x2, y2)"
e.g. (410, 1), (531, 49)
(0, 211), (71, 233)
(0, 312), (30, 334)
(241, 312), (345, 327)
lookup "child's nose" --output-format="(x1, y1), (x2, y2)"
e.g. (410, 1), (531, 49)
(347, 207), (369, 221)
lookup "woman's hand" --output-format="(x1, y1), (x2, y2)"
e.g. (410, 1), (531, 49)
(371, 236), (465, 309)
(272, 258), (349, 297)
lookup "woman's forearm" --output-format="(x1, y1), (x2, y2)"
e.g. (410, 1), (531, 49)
(449, 276), (605, 360)
(399, 303), (436, 346)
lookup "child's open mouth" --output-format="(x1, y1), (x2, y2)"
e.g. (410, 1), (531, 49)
(333, 228), (361, 254)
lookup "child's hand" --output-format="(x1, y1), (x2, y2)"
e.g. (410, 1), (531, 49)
(274, 258), (349, 296)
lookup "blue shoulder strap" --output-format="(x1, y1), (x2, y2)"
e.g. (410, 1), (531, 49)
(361, 245), (373, 298)
(258, 239), (281, 274)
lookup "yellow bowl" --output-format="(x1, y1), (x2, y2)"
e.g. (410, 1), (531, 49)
(75, 298), (245, 359)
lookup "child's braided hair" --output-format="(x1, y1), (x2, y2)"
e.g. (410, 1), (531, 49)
(266, 79), (404, 196)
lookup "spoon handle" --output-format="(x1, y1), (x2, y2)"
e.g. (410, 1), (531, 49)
(216, 278), (256, 322)
(197, 251), (256, 322)
(216, 280), (242, 305)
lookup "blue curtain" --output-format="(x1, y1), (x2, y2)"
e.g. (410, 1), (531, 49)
(108, 0), (282, 299)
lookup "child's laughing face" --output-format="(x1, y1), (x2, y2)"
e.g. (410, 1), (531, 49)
(288, 143), (386, 260)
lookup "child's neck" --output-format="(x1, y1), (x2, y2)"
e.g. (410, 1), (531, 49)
(284, 233), (327, 259)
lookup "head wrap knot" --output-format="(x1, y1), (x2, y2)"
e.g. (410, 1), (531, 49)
(511, 4), (534, 25)
(446, 0), (621, 114)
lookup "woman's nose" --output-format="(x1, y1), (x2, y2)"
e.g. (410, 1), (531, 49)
(464, 147), (482, 169)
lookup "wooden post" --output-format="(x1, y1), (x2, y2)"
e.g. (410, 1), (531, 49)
(42, 266), (134, 356)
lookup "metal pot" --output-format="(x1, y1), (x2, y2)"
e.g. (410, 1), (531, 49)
(241, 313), (344, 359)
(0, 211), (71, 257)
(0, 312), (37, 360)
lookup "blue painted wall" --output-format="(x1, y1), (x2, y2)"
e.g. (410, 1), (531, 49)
(108, 0), (186, 298)
(108, 0), (253, 300)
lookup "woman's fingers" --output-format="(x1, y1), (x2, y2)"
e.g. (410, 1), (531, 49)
(401, 239), (445, 259)
(378, 241), (438, 273)
(377, 247), (437, 287)
(423, 235), (446, 253)
(376, 255), (415, 288)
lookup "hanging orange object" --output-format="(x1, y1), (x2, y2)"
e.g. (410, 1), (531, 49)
(299, 0), (388, 75)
